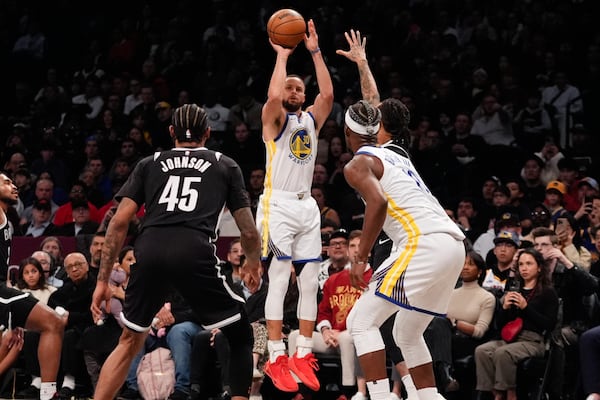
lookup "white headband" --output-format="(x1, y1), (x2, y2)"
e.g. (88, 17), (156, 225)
(345, 109), (380, 136)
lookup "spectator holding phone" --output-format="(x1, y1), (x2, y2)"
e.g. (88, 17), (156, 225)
(555, 212), (592, 271)
(475, 248), (558, 400)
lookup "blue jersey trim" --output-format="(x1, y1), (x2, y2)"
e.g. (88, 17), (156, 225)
(274, 114), (290, 142)
(374, 292), (447, 318)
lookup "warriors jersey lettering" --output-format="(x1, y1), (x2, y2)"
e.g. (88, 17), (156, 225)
(263, 112), (317, 194)
(116, 148), (250, 238)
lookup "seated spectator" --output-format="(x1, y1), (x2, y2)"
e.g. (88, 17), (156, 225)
(219, 238), (243, 285)
(520, 154), (547, 207)
(481, 230), (520, 298)
(545, 180), (567, 223)
(57, 199), (100, 236)
(289, 230), (372, 399)
(555, 211), (592, 271)
(31, 250), (64, 288)
(40, 236), (66, 281)
(531, 227), (599, 399)
(455, 196), (488, 244)
(19, 177), (60, 226)
(475, 248), (559, 400)
(119, 290), (202, 400)
(20, 198), (60, 237)
(317, 229), (351, 292)
(473, 210), (522, 262)
(47, 252), (97, 400)
(424, 250), (495, 394)
(14, 257), (58, 398)
(53, 181), (101, 227)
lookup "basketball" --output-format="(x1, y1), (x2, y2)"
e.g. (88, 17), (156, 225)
(267, 9), (306, 48)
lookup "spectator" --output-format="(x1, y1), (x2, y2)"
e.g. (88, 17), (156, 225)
(555, 212), (592, 271)
(512, 91), (552, 153)
(545, 180), (567, 224)
(520, 154), (547, 208)
(57, 199), (100, 236)
(475, 248), (559, 400)
(481, 230), (520, 298)
(31, 250), (63, 289)
(290, 230), (372, 399)
(20, 198), (60, 237)
(470, 94), (515, 147)
(48, 252), (97, 400)
(19, 177), (59, 225)
(312, 184), (341, 229)
(541, 72), (583, 148)
(579, 325), (600, 400)
(220, 121), (265, 179)
(53, 180), (101, 227)
(317, 229), (351, 291)
(531, 227), (599, 399)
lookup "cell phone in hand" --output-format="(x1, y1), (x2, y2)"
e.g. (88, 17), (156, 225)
(507, 279), (521, 292)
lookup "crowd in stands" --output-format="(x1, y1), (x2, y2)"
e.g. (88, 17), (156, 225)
(1, 0), (600, 399)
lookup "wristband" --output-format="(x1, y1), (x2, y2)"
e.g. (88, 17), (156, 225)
(309, 47), (320, 54)
(354, 259), (368, 265)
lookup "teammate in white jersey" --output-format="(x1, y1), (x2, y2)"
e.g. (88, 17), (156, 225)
(258, 19), (333, 393)
(343, 101), (466, 400)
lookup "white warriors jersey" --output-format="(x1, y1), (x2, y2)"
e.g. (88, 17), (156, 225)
(264, 112), (317, 194)
(355, 145), (465, 245)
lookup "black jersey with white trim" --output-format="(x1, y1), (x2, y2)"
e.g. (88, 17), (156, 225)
(116, 148), (250, 238)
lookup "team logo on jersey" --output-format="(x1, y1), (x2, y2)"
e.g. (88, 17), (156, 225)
(288, 128), (312, 161)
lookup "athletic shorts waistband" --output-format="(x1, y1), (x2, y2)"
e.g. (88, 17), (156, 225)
(269, 189), (311, 200)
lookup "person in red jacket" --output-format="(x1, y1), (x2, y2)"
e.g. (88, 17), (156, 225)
(289, 230), (373, 399)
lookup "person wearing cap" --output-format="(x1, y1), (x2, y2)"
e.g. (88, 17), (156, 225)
(91, 103), (261, 400)
(21, 198), (60, 238)
(57, 199), (100, 236)
(19, 177), (59, 227)
(290, 229), (372, 400)
(258, 19), (333, 393)
(342, 100), (466, 400)
(545, 180), (567, 223)
(317, 229), (351, 291)
(576, 177), (600, 225)
(481, 230), (521, 297)
(472, 210), (522, 263)
(53, 180), (101, 227)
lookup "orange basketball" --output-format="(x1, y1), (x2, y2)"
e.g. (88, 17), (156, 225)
(267, 9), (306, 48)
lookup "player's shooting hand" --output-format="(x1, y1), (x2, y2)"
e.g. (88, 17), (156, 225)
(350, 261), (368, 290)
(269, 38), (295, 55)
(335, 29), (367, 63)
(91, 280), (111, 324)
(304, 19), (319, 51)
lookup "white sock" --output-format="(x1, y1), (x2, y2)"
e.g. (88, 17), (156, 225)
(401, 374), (419, 399)
(31, 376), (41, 389)
(295, 335), (313, 358)
(40, 382), (56, 400)
(268, 340), (286, 363)
(416, 387), (443, 400)
(62, 374), (76, 390)
(366, 378), (390, 400)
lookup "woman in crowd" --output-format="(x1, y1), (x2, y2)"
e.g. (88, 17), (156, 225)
(475, 248), (558, 400)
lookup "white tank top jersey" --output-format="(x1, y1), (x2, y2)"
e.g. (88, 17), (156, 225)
(263, 111), (317, 194)
(355, 145), (465, 245)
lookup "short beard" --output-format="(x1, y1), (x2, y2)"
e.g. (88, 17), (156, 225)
(283, 101), (301, 113)
(1, 196), (17, 206)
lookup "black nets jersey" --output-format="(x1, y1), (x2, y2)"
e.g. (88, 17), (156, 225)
(0, 213), (11, 283)
(116, 148), (250, 238)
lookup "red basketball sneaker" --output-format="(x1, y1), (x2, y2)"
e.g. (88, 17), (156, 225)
(288, 352), (320, 391)
(264, 355), (299, 392)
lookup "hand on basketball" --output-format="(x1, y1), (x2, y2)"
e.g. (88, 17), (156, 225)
(304, 19), (319, 53)
(268, 38), (295, 55)
(336, 29), (367, 63)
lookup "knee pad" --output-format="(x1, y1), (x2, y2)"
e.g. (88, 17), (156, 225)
(352, 327), (385, 357)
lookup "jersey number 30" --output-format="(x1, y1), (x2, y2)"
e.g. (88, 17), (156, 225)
(158, 176), (202, 211)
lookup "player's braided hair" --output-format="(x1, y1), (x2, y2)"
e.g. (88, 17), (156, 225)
(172, 104), (209, 142)
(347, 100), (381, 137)
(379, 98), (411, 149)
